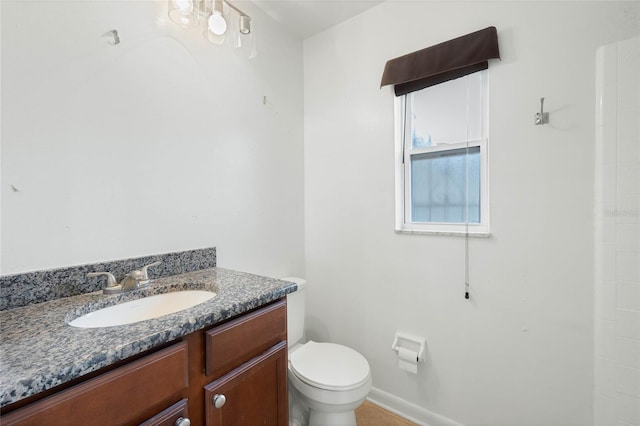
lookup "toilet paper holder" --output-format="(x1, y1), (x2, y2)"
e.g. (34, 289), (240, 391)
(391, 332), (426, 362)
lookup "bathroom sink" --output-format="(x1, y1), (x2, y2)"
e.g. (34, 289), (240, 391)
(68, 290), (216, 328)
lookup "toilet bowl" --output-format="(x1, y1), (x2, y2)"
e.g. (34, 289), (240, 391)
(283, 277), (372, 426)
(289, 341), (371, 425)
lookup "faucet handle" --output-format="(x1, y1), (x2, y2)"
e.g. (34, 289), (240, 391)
(87, 272), (118, 288)
(140, 261), (161, 280)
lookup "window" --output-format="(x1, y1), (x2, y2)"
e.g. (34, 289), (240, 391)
(395, 70), (489, 235)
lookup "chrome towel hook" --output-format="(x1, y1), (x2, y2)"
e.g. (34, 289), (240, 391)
(535, 97), (549, 125)
(104, 29), (120, 45)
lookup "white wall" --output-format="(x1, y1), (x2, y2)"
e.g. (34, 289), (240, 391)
(594, 35), (640, 426)
(304, 2), (639, 425)
(0, 0), (305, 278)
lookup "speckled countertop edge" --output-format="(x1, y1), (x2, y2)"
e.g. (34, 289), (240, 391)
(0, 267), (296, 408)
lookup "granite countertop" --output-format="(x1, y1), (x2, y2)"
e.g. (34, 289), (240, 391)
(0, 267), (297, 408)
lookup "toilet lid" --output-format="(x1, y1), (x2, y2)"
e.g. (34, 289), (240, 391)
(290, 341), (370, 391)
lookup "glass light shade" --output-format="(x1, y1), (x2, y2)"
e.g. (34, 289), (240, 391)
(204, 28), (226, 45)
(235, 33), (257, 58)
(173, 0), (193, 14)
(168, 0), (199, 28)
(208, 11), (227, 35)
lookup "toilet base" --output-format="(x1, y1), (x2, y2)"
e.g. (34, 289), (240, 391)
(309, 409), (357, 426)
(288, 375), (368, 426)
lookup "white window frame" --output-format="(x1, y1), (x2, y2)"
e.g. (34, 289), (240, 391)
(394, 73), (490, 237)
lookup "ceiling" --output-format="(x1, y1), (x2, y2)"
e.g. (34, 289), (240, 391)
(251, 0), (384, 39)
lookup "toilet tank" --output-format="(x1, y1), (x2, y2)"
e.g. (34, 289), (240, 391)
(282, 277), (307, 346)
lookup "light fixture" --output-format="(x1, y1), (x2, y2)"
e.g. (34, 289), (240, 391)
(167, 0), (200, 28)
(173, 0), (193, 14)
(168, 0), (255, 57)
(208, 0), (227, 35)
(239, 15), (251, 35)
(217, 0), (251, 35)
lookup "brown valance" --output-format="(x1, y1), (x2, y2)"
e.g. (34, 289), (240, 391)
(381, 26), (500, 96)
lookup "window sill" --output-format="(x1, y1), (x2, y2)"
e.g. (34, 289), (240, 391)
(394, 228), (491, 238)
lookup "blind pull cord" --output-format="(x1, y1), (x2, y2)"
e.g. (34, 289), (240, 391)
(464, 78), (471, 300)
(401, 95), (408, 165)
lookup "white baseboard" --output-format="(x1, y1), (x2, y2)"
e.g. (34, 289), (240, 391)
(367, 387), (465, 426)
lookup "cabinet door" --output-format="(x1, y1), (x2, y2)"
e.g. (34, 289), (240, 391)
(204, 342), (288, 426)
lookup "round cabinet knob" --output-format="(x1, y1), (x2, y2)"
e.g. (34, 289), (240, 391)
(175, 417), (191, 426)
(213, 393), (226, 409)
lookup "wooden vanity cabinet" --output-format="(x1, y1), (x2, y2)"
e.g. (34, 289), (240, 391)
(203, 300), (288, 426)
(1, 299), (288, 426)
(1, 342), (189, 426)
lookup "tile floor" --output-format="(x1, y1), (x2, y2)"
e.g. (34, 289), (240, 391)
(355, 401), (417, 425)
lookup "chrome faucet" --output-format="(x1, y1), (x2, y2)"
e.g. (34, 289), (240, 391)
(88, 261), (161, 294)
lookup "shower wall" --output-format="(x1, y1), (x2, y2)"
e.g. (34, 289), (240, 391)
(594, 35), (640, 426)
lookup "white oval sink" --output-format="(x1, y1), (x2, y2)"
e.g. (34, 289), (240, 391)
(68, 290), (216, 328)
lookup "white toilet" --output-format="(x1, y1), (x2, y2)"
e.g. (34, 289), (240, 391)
(284, 277), (372, 426)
